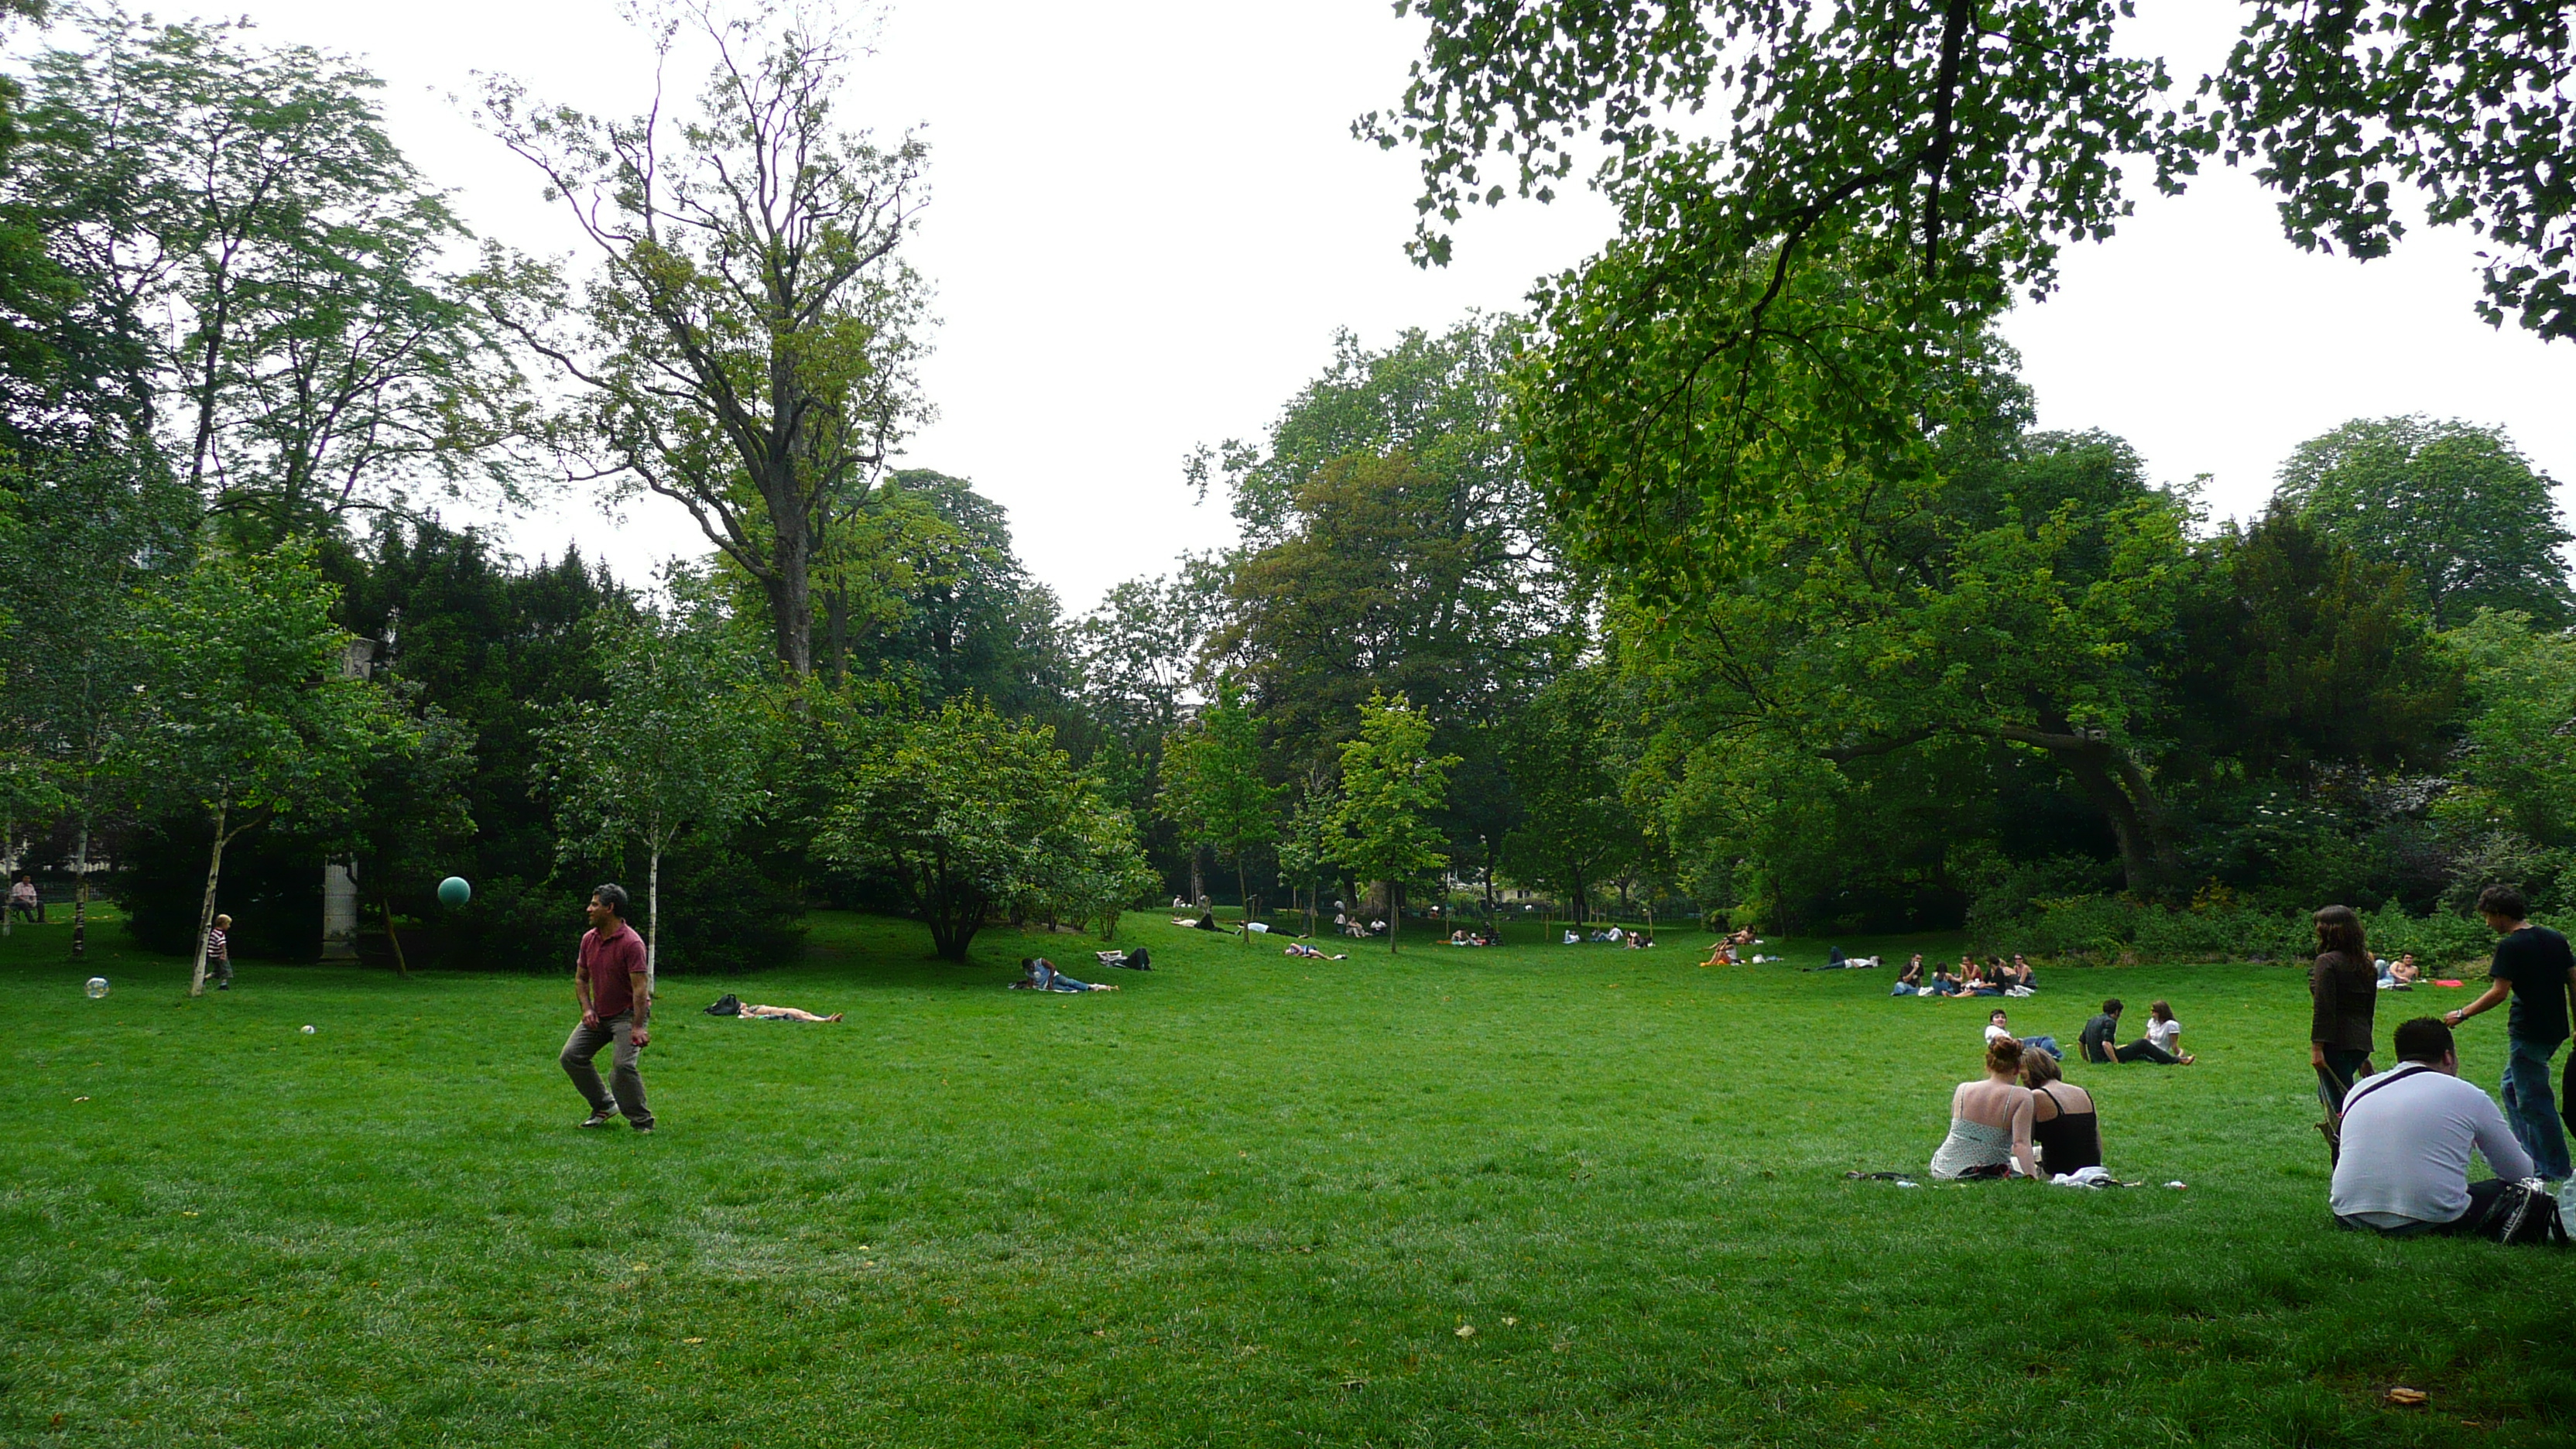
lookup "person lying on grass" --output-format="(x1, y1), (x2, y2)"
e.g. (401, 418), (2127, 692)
(1985, 1009), (2062, 1061)
(1930, 1036), (2040, 1180)
(2331, 1016), (2555, 1242)
(2020, 1047), (2103, 1177)
(733, 1003), (843, 1022)
(1094, 947), (1152, 971)
(1704, 941), (1741, 968)
(1284, 942), (1348, 960)
(1014, 958), (1118, 992)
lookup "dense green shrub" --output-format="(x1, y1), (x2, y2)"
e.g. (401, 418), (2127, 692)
(1977, 890), (2498, 967)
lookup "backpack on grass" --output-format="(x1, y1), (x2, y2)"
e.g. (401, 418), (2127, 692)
(704, 992), (742, 1016)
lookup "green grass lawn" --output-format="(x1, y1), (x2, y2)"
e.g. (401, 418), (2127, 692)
(4, 909), (2571, 1447)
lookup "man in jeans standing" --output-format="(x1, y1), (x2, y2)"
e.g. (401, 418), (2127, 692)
(561, 883), (653, 1134)
(2444, 884), (2576, 1180)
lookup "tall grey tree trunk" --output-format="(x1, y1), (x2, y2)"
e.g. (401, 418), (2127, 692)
(646, 845), (661, 996)
(189, 793), (230, 997)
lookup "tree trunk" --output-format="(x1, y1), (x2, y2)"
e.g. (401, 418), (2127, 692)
(824, 582), (850, 687)
(1190, 846), (1205, 909)
(70, 818), (90, 960)
(2050, 743), (2174, 901)
(382, 895), (410, 979)
(1389, 880), (1403, 953)
(1236, 858), (1250, 947)
(188, 794), (229, 998)
(646, 846), (661, 996)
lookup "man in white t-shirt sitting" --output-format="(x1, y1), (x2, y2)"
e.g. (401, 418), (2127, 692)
(2331, 1017), (2538, 1237)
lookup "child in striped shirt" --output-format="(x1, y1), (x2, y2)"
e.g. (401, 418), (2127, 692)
(207, 913), (233, 989)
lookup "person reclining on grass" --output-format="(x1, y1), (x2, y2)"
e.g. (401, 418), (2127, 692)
(1284, 941), (1348, 960)
(2080, 999), (2181, 1064)
(2331, 1017), (2557, 1242)
(1014, 957), (1118, 992)
(2020, 1047), (2103, 1178)
(1094, 947), (1152, 971)
(737, 1003), (843, 1022)
(1985, 1009), (2061, 1061)
(1930, 1036), (2040, 1180)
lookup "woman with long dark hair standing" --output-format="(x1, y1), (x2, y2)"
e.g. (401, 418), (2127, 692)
(2311, 905), (2379, 1146)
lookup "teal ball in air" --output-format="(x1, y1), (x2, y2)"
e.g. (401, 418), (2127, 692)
(437, 876), (472, 909)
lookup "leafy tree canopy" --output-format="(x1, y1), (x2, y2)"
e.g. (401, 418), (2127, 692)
(2274, 416), (2573, 628)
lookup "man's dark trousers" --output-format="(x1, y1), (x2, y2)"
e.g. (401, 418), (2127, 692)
(561, 1013), (653, 1127)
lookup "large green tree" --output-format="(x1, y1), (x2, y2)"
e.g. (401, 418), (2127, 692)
(1159, 680), (1283, 940)
(1327, 692), (1458, 952)
(2274, 416), (2571, 628)
(1499, 669), (1642, 924)
(481, 5), (930, 676)
(128, 541), (409, 995)
(0, 441), (196, 955)
(817, 698), (1133, 963)
(18, 11), (535, 536)
(536, 602), (772, 989)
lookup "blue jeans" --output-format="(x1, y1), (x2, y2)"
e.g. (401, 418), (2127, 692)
(2021, 1035), (2062, 1060)
(2501, 1036), (2571, 1180)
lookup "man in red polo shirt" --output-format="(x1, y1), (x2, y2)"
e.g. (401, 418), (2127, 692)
(561, 883), (654, 1132)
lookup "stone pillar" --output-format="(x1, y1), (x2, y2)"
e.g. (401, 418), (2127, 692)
(322, 862), (360, 960)
(324, 637), (377, 961)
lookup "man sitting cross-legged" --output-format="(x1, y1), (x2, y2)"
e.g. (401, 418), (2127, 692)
(2331, 1016), (2557, 1242)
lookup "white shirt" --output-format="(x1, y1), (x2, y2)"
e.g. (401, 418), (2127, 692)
(2329, 1065), (2535, 1227)
(1984, 1023), (2013, 1044)
(2146, 1018), (2180, 1053)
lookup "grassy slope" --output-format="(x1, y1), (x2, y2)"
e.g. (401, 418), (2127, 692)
(2, 909), (2571, 1447)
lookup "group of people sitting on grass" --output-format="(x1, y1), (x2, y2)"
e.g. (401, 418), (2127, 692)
(1890, 953), (2038, 997)
(1560, 924), (1657, 947)
(1931, 999), (2200, 1184)
(1699, 929), (1767, 966)
(1447, 928), (1498, 947)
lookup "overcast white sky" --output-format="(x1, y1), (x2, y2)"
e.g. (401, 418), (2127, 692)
(105, 0), (2576, 615)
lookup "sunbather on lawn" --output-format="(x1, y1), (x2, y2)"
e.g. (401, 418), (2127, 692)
(1015, 957), (1118, 992)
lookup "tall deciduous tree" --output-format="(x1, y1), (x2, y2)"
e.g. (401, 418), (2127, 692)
(18, 11), (537, 535)
(1327, 691), (1458, 952)
(817, 697), (1126, 963)
(1159, 680), (1282, 941)
(130, 541), (409, 995)
(536, 603), (771, 990)
(2274, 417), (2572, 628)
(481, 4), (931, 676)
(1500, 670), (1641, 924)
(0, 442), (197, 956)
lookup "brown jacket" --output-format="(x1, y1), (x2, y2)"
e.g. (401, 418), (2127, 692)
(2309, 949), (2376, 1053)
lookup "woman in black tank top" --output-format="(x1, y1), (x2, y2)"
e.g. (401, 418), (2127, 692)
(2021, 1050), (2102, 1175)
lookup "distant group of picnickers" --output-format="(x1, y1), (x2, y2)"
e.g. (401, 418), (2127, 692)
(1915, 886), (2574, 1245)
